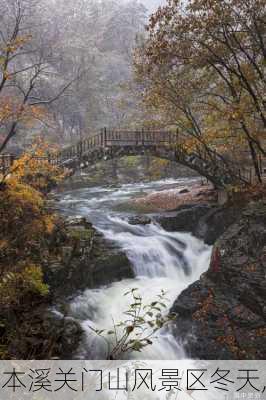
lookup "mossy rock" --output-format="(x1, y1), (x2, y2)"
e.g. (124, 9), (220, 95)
(67, 226), (94, 242)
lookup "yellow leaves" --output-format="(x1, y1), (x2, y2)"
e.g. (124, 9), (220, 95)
(20, 105), (46, 127)
(2, 71), (11, 80)
(2, 35), (32, 54)
(0, 97), (15, 123)
(134, 0), (265, 177)
(0, 141), (64, 248)
(9, 154), (33, 179)
(6, 140), (66, 192)
(192, 291), (214, 321)
(0, 96), (41, 126)
(21, 264), (49, 297)
(0, 239), (8, 251)
(0, 56), (5, 66)
(43, 214), (55, 235)
(0, 94), (47, 135)
(226, 184), (241, 194)
(181, 136), (199, 152)
(0, 143), (60, 308)
(147, 158), (170, 179)
(0, 263), (49, 306)
(0, 182), (47, 259)
(0, 143), (61, 333)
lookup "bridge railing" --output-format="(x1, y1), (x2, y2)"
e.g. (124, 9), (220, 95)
(56, 129), (178, 164)
(58, 133), (103, 164)
(0, 154), (61, 173)
(1, 127), (262, 187)
(104, 129), (177, 146)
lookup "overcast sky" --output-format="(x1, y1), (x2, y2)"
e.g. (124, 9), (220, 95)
(142, 0), (166, 12)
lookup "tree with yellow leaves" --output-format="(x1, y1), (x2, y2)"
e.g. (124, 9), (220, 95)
(0, 141), (65, 311)
(134, 0), (266, 183)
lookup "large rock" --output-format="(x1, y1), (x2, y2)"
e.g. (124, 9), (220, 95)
(3, 304), (84, 360)
(18, 215), (135, 359)
(157, 204), (240, 245)
(128, 215), (152, 225)
(194, 205), (241, 245)
(44, 217), (134, 298)
(42, 311), (84, 359)
(5, 215), (134, 360)
(171, 201), (266, 359)
(157, 204), (212, 234)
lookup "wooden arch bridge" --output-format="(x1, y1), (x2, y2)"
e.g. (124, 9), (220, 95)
(0, 128), (251, 188)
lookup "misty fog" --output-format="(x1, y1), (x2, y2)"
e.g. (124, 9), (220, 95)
(0, 0), (165, 151)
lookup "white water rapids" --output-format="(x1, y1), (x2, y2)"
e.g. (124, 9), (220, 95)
(58, 178), (212, 360)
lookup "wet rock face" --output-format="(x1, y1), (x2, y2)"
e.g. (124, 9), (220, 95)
(42, 312), (84, 359)
(157, 204), (212, 236)
(7, 216), (134, 360)
(44, 216), (134, 298)
(4, 304), (84, 360)
(157, 204), (241, 245)
(128, 215), (152, 225)
(171, 201), (266, 359)
(194, 206), (241, 245)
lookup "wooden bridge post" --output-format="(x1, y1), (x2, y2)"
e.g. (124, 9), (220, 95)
(259, 153), (262, 174)
(10, 154), (15, 169)
(100, 129), (104, 147)
(175, 128), (179, 145)
(104, 127), (107, 147)
(142, 128), (145, 146)
(169, 131), (172, 145)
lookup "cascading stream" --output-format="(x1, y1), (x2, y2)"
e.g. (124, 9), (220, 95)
(58, 178), (212, 360)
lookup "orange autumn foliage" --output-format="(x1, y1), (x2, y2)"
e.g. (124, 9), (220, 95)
(0, 141), (65, 308)
(7, 139), (65, 193)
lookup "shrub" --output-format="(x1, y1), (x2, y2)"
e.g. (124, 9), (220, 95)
(0, 263), (49, 307)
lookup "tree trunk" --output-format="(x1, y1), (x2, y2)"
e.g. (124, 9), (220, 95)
(248, 140), (262, 184)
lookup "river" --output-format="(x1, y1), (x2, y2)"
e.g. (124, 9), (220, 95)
(58, 177), (212, 360)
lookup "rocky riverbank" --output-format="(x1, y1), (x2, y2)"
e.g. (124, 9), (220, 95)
(4, 178), (266, 360)
(129, 182), (216, 212)
(48, 184), (266, 360)
(126, 183), (266, 359)
(44, 216), (134, 298)
(156, 203), (241, 245)
(168, 201), (266, 359)
(3, 214), (134, 359)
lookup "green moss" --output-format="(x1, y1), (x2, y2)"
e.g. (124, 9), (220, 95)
(67, 227), (94, 242)
(121, 156), (141, 168)
(22, 265), (49, 296)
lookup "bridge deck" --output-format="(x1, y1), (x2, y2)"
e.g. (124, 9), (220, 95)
(0, 128), (261, 187)
(58, 129), (177, 162)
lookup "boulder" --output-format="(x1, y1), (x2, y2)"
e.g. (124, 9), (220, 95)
(128, 215), (152, 225)
(194, 206), (241, 245)
(3, 305), (84, 360)
(156, 204), (213, 235)
(157, 204), (240, 245)
(44, 217), (134, 298)
(179, 188), (190, 194)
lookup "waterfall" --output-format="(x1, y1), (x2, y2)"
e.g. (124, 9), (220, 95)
(59, 179), (212, 360)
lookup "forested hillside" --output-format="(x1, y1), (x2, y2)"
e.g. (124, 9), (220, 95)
(0, 0), (147, 152)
